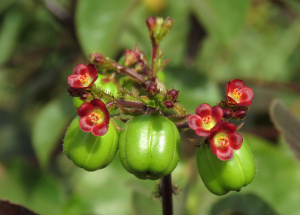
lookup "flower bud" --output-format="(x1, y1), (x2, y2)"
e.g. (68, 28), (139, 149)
(223, 108), (233, 119)
(164, 17), (174, 29)
(146, 84), (158, 97)
(124, 49), (140, 67)
(80, 92), (93, 101)
(67, 87), (83, 97)
(166, 89), (179, 101)
(164, 100), (174, 109)
(146, 17), (156, 31)
(233, 107), (247, 120)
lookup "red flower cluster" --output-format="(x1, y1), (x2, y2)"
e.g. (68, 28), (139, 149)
(188, 79), (253, 161)
(226, 79), (254, 106)
(67, 64), (98, 89)
(78, 99), (110, 136)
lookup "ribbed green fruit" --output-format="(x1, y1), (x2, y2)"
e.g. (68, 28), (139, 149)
(73, 74), (118, 109)
(119, 114), (181, 180)
(63, 116), (119, 171)
(196, 140), (256, 196)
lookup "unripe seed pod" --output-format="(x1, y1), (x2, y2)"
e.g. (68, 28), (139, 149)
(63, 116), (119, 171)
(119, 114), (181, 180)
(196, 140), (256, 195)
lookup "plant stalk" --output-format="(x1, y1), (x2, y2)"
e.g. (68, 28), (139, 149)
(160, 174), (173, 215)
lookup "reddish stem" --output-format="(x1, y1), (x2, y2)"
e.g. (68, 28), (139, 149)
(113, 63), (146, 84)
(160, 174), (173, 215)
(115, 98), (146, 109)
(150, 42), (159, 81)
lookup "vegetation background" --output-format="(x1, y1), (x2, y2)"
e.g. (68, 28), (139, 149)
(1, 0), (300, 214)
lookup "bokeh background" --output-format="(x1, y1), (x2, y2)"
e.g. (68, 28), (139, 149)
(1, 0), (300, 214)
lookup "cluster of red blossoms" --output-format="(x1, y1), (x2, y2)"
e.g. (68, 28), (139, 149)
(188, 79), (254, 161)
(67, 64), (110, 136)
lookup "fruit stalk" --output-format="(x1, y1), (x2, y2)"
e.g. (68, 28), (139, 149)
(160, 174), (173, 215)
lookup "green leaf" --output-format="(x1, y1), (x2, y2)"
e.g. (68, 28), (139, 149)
(189, 0), (250, 43)
(241, 134), (300, 215)
(75, 0), (136, 58)
(0, 8), (24, 66)
(32, 96), (75, 168)
(210, 193), (278, 215)
(71, 157), (133, 215)
(0, 0), (16, 15)
(164, 66), (221, 112)
(270, 99), (300, 161)
(131, 190), (161, 215)
(0, 160), (65, 215)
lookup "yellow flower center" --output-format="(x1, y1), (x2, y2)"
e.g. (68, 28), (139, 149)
(79, 73), (89, 83)
(219, 137), (229, 147)
(232, 88), (242, 99)
(203, 116), (212, 124)
(202, 116), (215, 130)
(90, 112), (101, 122)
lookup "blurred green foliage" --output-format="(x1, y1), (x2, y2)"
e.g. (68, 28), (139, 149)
(1, 0), (300, 214)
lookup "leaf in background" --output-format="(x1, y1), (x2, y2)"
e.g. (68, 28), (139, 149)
(76, 0), (137, 58)
(164, 66), (221, 112)
(0, 8), (24, 66)
(270, 99), (300, 161)
(240, 134), (300, 215)
(210, 193), (278, 215)
(0, 160), (65, 215)
(32, 96), (75, 168)
(71, 157), (133, 215)
(189, 0), (250, 43)
(121, 0), (189, 66)
(0, 0), (16, 15)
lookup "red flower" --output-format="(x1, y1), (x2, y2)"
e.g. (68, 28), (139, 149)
(188, 104), (223, 137)
(226, 79), (254, 106)
(67, 64), (98, 89)
(77, 99), (110, 136)
(209, 122), (243, 161)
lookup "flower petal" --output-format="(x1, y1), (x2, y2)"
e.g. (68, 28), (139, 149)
(92, 123), (109, 136)
(73, 64), (89, 76)
(210, 141), (218, 155)
(219, 122), (236, 134)
(195, 103), (212, 118)
(77, 102), (94, 117)
(217, 148), (234, 161)
(238, 87), (254, 106)
(228, 132), (243, 150)
(79, 116), (93, 132)
(195, 128), (211, 137)
(188, 115), (202, 130)
(211, 106), (223, 122)
(228, 79), (245, 94)
(87, 64), (97, 79)
(68, 74), (88, 88)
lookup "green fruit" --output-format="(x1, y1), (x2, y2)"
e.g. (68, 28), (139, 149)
(119, 114), (181, 180)
(196, 140), (256, 196)
(63, 116), (119, 171)
(73, 74), (119, 109)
